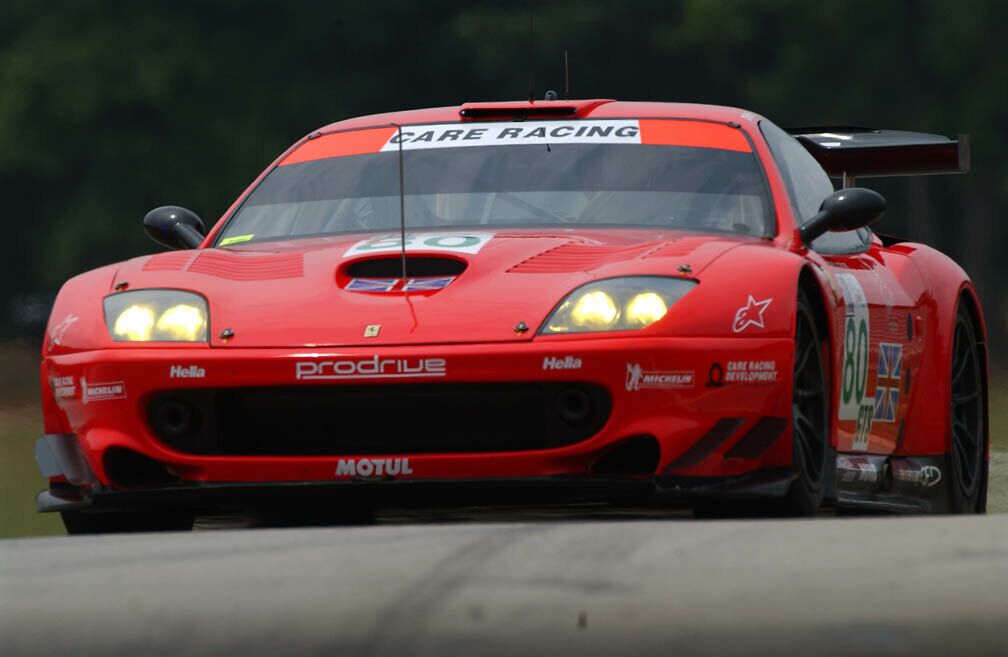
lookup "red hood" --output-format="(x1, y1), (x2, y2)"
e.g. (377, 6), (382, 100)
(114, 229), (752, 347)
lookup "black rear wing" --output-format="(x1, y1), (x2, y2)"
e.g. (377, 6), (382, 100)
(787, 127), (969, 185)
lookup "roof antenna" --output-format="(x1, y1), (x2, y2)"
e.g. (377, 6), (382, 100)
(394, 123), (408, 284)
(527, 10), (535, 102)
(564, 49), (570, 99)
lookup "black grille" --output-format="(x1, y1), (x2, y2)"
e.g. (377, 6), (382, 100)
(147, 383), (611, 456)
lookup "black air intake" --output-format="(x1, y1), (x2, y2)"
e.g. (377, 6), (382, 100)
(147, 383), (611, 456)
(344, 256), (466, 278)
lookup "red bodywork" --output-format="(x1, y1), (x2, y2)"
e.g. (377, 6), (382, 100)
(38, 100), (985, 508)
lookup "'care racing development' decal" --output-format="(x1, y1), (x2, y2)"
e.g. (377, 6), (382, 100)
(335, 457), (412, 478)
(626, 363), (694, 391)
(81, 378), (126, 404)
(724, 360), (778, 383)
(731, 296), (772, 333)
(543, 356), (582, 370)
(295, 356), (446, 381)
(381, 121), (641, 151)
(836, 273), (872, 451)
(706, 363), (725, 387)
(170, 365), (205, 379)
(50, 376), (76, 400)
(344, 232), (494, 257)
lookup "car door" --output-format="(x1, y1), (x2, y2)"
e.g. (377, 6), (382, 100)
(759, 120), (926, 455)
(820, 244), (926, 454)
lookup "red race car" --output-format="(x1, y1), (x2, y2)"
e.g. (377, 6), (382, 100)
(36, 99), (987, 533)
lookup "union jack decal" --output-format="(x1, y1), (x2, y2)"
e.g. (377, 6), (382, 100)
(403, 276), (455, 291)
(873, 342), (903, 423)
(877, 342), (902, 379)
(346, 276), (455, 293)
(347, 278), (399, 292)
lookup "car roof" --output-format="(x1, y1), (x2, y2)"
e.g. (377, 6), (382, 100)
(316, 100), (762, 134)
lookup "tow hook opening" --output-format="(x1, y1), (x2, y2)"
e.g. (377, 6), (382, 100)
(591, 435), (661, 477)
(103, 448), (179, 489)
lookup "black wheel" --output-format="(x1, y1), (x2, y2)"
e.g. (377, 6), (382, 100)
(948, 304), (986, 513)
(61, 510), (194, 535)
(784, 290), (830, 516)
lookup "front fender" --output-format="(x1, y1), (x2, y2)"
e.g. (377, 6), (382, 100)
(43, 263), (121, 356)
(667, 242), (807, 339)
(41, 263), (120, 434)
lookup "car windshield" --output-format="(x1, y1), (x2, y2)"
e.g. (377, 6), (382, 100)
(217, 119), (772, 245)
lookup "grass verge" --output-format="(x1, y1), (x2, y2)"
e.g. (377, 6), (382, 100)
(0, 405), (63, 537)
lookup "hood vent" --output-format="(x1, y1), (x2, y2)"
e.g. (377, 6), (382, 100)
(345, 256), (467, 278)
(507, 242), (662, 274)
(642, 237), (711, 259)
(143, 250), (303, 280)
(143, 252), (198, 272)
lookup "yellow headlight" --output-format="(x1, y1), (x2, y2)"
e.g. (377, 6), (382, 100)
(155, 304), (207, 341)
(541, 277), (696, 334)
(624, 292), (668, 327)
(112, 305), (156, 341)
(570, 290), (619, 328)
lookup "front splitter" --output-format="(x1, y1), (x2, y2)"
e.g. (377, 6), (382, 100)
(38, 469), (800, 515)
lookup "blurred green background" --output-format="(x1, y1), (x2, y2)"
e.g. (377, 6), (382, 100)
(2, 0), (1006, 536)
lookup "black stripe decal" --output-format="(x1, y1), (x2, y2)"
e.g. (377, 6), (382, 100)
(724, 417), (789, 460)
(664, 418), (743, 471)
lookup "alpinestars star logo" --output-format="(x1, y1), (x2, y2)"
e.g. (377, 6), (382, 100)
(732, 295), (772, 333)
(48, 314), (78, 351)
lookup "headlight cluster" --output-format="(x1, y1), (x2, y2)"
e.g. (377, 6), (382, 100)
(104, 290), (209, 342)
(541, 276), (696, 334)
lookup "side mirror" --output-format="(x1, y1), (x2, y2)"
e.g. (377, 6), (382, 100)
(143, 206), (206, 250)
(799, 188), (886, 246)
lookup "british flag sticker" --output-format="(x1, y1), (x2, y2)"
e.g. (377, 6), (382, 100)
(873, 343), (903, 423)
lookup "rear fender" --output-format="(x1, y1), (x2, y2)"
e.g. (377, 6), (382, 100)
(892, 243), (986, 456)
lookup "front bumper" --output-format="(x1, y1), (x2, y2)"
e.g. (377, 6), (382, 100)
(41, 336), (794, 495)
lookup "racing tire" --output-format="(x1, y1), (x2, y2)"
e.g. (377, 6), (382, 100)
(61, 510), (194, 535)
(947, 303), (987, 514)
(782, 290), (830, 516)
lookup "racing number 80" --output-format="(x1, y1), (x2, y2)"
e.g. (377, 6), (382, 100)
(842, 317), (869, 405)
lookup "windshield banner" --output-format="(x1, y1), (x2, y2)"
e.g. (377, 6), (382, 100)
(280, 119), (750, 167)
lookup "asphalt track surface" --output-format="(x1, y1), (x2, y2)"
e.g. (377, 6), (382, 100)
(2, 511), (1007, 657)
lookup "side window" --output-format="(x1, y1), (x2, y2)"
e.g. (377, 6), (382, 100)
(759, 119), (869, 253)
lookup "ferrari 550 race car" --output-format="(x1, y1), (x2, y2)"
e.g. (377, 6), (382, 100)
(36, 98), (987, 533)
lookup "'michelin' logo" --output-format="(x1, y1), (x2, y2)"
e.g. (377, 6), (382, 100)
(81, 377), (126, 404)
